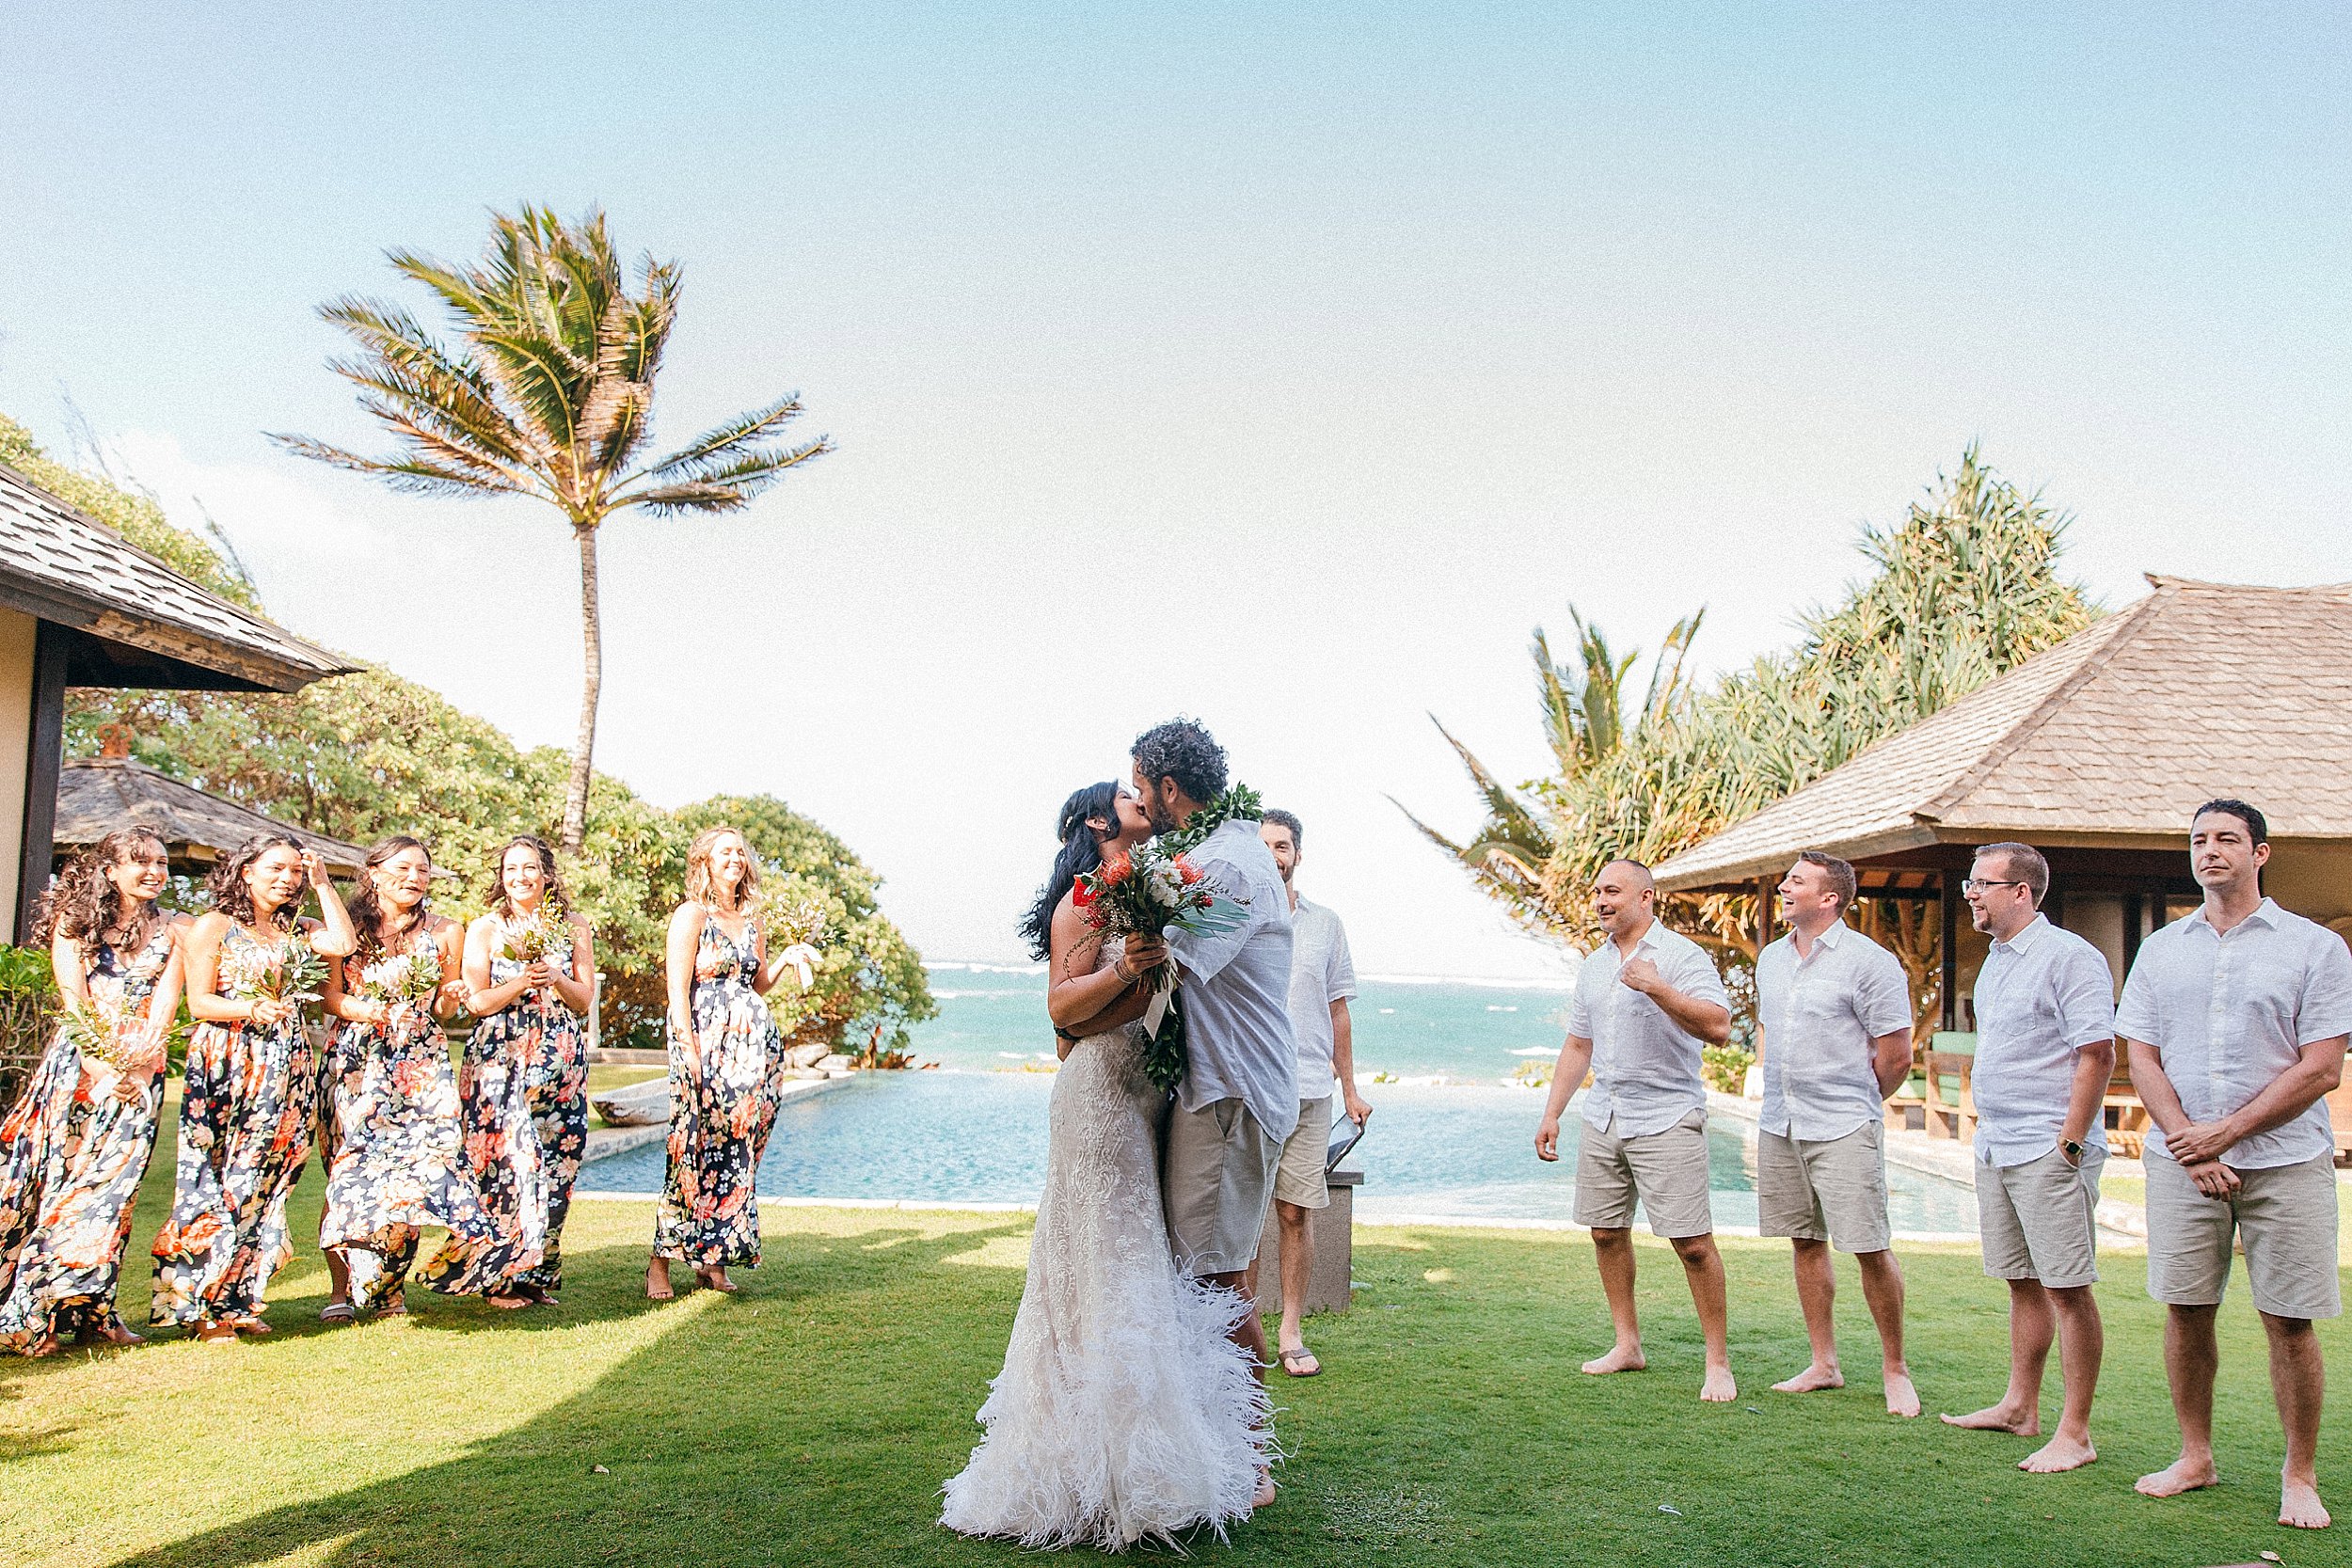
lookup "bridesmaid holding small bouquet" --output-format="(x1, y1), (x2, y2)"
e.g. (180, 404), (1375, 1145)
(646, 826), (813, 1300)
(0, 831), (187, 1354)
(458, 835), (595, 1305)
(151, 833), (356, 1341)
(318, 836), (537, 1317)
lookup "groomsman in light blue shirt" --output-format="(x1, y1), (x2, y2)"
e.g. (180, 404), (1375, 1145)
(2118, 800), (2351, 1532)
(1940, 841), (2116, 1477)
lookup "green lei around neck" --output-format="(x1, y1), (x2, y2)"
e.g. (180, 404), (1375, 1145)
(1160, 783), (1263, 857)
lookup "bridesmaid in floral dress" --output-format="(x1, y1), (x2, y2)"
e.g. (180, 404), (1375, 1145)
(318, 836), (537, 1316)
(0, 831), (186, 1354)
(646, 826), (805, 1300)
(456, 835), (594, 1305)
(151, 834), (356, 1341)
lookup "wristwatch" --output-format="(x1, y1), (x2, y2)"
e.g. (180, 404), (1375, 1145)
(2058, 1137), (2085, 1165)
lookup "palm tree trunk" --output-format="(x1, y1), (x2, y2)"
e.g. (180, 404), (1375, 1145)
(564, 523), (603, 852)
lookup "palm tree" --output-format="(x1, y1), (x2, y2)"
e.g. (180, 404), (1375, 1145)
(1394, 606), (1702, 941)
(272, 205), (830, 850)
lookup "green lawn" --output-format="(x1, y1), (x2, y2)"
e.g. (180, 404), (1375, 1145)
(3, 1144), (2347, 1567)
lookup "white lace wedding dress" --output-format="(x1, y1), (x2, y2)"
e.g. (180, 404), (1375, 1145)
(940, 948), (1273, 1550)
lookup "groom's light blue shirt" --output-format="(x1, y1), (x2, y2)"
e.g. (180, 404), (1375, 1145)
(1167, 818), (1299, 1138)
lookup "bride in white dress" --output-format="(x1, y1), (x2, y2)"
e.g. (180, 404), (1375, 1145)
(941, 780), (1273, 1550)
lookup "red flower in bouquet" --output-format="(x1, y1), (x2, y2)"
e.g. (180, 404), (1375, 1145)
(1072, 842), (1250, 1090)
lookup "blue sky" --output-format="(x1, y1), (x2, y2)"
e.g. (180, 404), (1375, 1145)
(5, 4), (2348, 974)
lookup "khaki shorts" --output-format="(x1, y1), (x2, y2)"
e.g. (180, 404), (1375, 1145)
(1163, 1096), (1283, 1275)
(1757, 1121), (1893, 1254)
(1574, 1109), (1715, 1239)
(2145, 1150), (2342, 1321)
(1273, 1095), (1334, 1211)
(1977, 1146), (2104, 1289)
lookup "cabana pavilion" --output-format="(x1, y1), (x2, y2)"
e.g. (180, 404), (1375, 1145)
(0, 461), (355, 942)
(1655, 576), (2352, 1150)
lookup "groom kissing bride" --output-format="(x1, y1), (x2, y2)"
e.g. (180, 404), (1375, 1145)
(941, 718), (1299, 1551)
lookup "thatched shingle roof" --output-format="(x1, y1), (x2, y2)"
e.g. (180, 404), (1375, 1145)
(0, 462), (353, 691)
(56, 757), (373, 879)
(1655, 577), (2352, 891)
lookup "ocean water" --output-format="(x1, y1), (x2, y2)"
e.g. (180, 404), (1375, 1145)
(575, 963), (1979, 1233)
(917, 961), (1577, 1082)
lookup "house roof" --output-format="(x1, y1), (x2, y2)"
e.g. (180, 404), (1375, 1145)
(56, 757), (374, 879)
(0, 461), (354, 691)
(1655, 577), (2352, 891)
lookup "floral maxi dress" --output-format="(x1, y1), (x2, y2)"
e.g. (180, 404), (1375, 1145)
(453, 917), (577, 1292)
(151, 925), (319, 1327)
(0, 928), (174, 1350)
(655, 917), (788, 1267)
(320, 933), (540, 1309)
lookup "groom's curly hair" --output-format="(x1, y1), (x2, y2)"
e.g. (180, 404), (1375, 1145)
(1131, 718), (1229, 804)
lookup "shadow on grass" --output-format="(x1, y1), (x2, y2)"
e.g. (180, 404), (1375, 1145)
(100, 1217), (1037, 1568)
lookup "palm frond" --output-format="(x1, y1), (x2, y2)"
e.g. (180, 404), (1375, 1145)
(263, 434), (514, 498)
(616, 437), (832, 515)
(645, 394), (812, 479)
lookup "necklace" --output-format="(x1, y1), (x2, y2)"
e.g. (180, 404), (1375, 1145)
(1160, 783), (1263, 857)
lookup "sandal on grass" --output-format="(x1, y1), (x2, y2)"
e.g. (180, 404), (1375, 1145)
(319, 1302), (356, 1324)
(1279, 1347), (1323, 1378)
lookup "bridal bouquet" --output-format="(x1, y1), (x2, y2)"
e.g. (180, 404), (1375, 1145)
(59, 988), (179, 1078)
(220, 934), (326, 1007)
(1073, 842), (1248, 1091)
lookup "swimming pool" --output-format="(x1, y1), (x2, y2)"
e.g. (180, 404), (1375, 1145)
(575, 1070), (1980, 1235)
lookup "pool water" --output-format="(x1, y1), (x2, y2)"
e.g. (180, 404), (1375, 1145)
(575, 1070), (1979, 1234)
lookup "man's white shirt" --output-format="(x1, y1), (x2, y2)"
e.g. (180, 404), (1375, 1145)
(1283, 895), (1358, 1103)
(1969, 913), (2117, 1167)
(1165, 818), (1299, 1138)
(1755, 920), (1915, 1143)
(1563, 921), (1729, 1137)
(2115, 897), (2352, 1169)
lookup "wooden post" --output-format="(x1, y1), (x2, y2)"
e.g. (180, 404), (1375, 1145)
(13, 622), (67, 944)
(1939, 870), (1960, 1032)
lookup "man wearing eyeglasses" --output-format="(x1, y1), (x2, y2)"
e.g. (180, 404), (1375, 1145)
(2116, 800), (2350, 1531)
(1940, 842), (2117, 1475)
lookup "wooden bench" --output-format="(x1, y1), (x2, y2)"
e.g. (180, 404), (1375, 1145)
(1910, 1031), (1977, 1142)
(2103, 1057), (2149, 1159)
(2330, 1079), (2352, 1168)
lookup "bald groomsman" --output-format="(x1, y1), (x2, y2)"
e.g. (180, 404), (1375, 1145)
(1941, 842), (2117, 1474)
(1754, 851), (1923, 1417)
(1535, 859), (1739, 1402)
(2119, 800), (2351, 1531)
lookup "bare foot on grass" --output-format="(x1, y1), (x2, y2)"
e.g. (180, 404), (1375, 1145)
(2134, 1454), (2217, 1498)
(1700, 1366), (1738, 1403)
(645, 1258), (673, 1301)
(1940, 1402), (2040, 1436)
(2019, 1434), (2096, 1473)
(1581, 1344), (1646, 1376)
(1251, 1467), (1278, 1510)
(1883, 1370), (1921, 1419)
(2280, 1476), (2331, 1530)
(1772, 1363), (1844, 1394)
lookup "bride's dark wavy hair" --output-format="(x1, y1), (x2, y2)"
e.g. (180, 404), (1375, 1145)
(1019, 783), (1120, 962)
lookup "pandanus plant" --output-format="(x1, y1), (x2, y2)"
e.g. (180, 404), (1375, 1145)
(273, 205), (829, 850)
